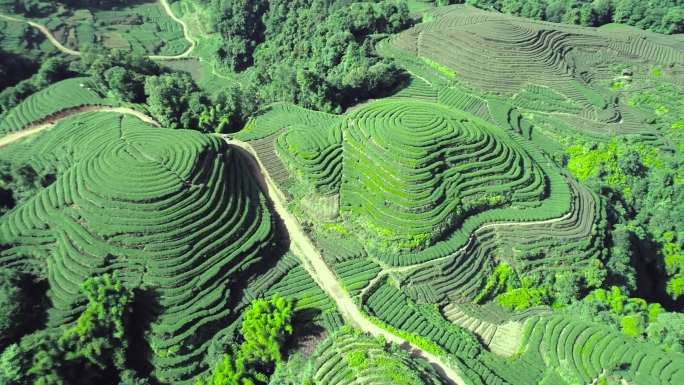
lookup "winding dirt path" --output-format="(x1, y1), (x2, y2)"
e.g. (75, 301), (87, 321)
(225, 139), (468, 385)
(0, 0), (194, 60)
(150, 0), (195, 60)
(0, 104), (570, 385)
(0, 106), (159, 148)
(0, 13), (80, 56)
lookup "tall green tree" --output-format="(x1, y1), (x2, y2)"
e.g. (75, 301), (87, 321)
(195, 296), (295, 385)
(462, 0), (683, 33)
(239, 295), (294, 364)
(58, 273), (131, 371)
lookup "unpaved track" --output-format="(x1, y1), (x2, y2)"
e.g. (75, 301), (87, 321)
(0, 103), (557, 385)
(0, 0), (194, 60)
(0, 105), (468, 384)
(0, 13), (80, 56)
(225, 139), (468, 385)
(0, 106), (159, 148)
(151, 0), (196, 60)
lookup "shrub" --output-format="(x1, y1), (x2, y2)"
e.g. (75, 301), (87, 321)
(496, 287), (550, 311)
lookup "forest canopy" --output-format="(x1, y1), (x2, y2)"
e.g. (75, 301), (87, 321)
(208, 0), (412, 113)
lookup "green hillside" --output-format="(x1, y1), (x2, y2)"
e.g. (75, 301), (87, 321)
(0, 111), (276, 382)
(0, 1), (683, 385)
(275, 327), (448, 385)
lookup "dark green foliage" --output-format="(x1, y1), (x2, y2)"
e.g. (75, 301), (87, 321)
(474, 263), (554, 311)
(0, 343), (23, 384)
(143, 72), (248, 132)
(0, 56), (73, 116)
(2, 0), (56, 15)
(0, 50), (37, 90)
(209, 0), (268, 71)
(5, 0), (134, 15)
(463, 0), (684, 33)
(473, 263), (517, 303)
(0, 274), (134, 385)
(76, 47), (160, 103)
(645, 312), (684, 352)
(0, 269), (28, 351)
(432, 0), (464, 5)
(59, 274), (131, 371)
(144, 72), (204, 129)
(197, 354), (255, 385)
(58, 0), (135, 7)
(267, 354), (312, 385)
(118, 370), (151, 385)
(0, 162), (57, 215)
(566, 135), (684, 303)
(196, 296), (294, 385)
(255, 0), (410, 112)
(209, 0), (411, 113)
(73, 48), (250, 132)
(565, 286), (675, 340)
(199, 84), (257, 134)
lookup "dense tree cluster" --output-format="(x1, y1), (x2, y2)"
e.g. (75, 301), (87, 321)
(209, 0), (268, 72)
(72, 47), (252, 133)
(0, 51), (38, 91)
(0, 269), (30, 352)
(472, 262), (602, 311)
(0, 163), (57, 215)
(195, 295), (294, 385)
(432, 0), (684, 34)
(0, 274), (135, 385)
(209, 0), (412, 112)
(567, 136), (684, 303)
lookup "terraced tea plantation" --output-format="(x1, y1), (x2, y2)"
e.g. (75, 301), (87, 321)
(1, 2), (683, 385)
(0, 110), (279, 382)
(34, 2), (189, 55)
(0, 77), (116, 134)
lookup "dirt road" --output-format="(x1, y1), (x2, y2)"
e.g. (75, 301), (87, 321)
(0, 13), (80, 56)
(0, 103), (532, 385)
(151, 0), (196, 60)
(0, 106), (159, 148)
(0, 101), (511, 385)
(0, 0), (195, 60)
(225, 139), (469, 385)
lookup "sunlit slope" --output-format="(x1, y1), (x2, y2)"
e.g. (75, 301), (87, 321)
(340, 100), (547, 251)
(519, 315), (684, 385)
(391, 4), (684, 135)
(309, 328), (447, 385)
(0, 77), (116, 134)
(265, 98), (570, 264)
(0, 112), (276, 383)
